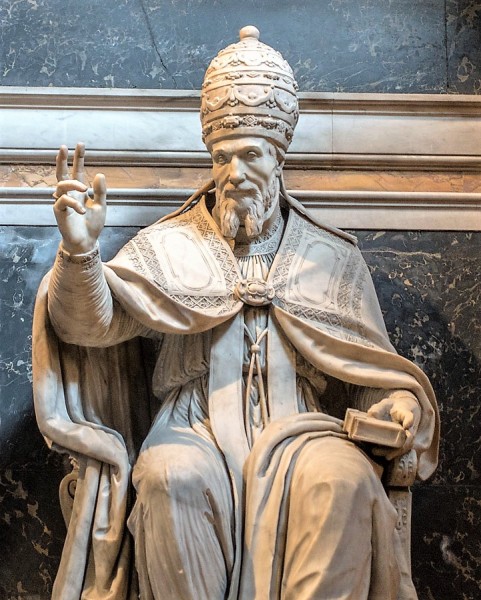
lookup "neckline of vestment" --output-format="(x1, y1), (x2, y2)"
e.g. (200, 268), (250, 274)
(232, 208), (285, 258)
(198, 195), (296, 286)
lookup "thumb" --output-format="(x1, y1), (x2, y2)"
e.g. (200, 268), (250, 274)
(93, 173), (107, 207)
(367, 400), (389, 419)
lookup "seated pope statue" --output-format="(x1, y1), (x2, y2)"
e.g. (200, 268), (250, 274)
(33, 26), (439, 600)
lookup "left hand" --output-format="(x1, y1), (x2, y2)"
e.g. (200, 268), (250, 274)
(367, 395), (421, 460)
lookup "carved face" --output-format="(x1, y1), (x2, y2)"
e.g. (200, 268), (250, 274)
(210, 137), (282, 240)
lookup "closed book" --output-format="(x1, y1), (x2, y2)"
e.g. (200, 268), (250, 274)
(343, 408), (407, 449)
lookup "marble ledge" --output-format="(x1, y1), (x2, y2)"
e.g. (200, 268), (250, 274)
(1, 90), (480, 173)
(1, 165), (481, 193)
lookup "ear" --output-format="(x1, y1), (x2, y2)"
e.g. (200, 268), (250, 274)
(275, 161), (284, 176)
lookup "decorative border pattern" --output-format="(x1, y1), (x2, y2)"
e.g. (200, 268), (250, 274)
(272, 211), (373, 346)
(233, 211), (284, 257)
(124, 201), (239, 314)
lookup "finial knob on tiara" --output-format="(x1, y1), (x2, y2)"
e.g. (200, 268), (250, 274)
(239, 25), (260, 41)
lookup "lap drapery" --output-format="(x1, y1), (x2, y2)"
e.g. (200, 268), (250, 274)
(241, 415), (401, 600)
(129, 406), (401, 600)
(129, 414), (234, 600)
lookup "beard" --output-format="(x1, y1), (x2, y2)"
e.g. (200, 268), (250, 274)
(216, 176), (279, 240)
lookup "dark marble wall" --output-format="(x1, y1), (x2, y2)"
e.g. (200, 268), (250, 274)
(1, 226), (480, 599)
(1, 0), (480, 94)
(358, 231), (481, 600)
(0, 227), (138, 599)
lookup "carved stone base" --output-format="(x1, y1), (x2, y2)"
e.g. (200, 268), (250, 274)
(388, 488), (413, 576)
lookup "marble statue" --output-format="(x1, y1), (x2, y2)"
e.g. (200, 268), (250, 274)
(33, 26), (439, 600)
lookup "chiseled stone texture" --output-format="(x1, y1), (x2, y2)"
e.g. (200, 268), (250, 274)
(0, 0), (457, 93)
(1, 225), (481, 598)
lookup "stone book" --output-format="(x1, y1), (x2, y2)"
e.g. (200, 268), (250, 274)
(344, 409), (407, 449)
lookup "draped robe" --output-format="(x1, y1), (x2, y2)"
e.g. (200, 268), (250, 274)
(33, 193), (439, 599)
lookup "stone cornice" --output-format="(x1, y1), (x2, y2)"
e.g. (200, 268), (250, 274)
(2, 187), (480, 230)
(1, 87), (480, 113)
(1, 87), (480, 171)
(1, 88), (480, 229)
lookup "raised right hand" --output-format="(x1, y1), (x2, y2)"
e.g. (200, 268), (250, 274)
(53, 143), (107, 254)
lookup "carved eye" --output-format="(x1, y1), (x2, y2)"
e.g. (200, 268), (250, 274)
(215, 154), (227, 165)
(246, 151), (259, 161)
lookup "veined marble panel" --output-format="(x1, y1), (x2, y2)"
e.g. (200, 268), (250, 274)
(447, 0), (481, 94)
(2, 165), (475, 193)
(412, 485), (481, 600)
(0, 0), (446, 93)
(358, 231), (481, 487)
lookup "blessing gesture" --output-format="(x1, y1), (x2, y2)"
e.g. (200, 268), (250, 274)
(53, 143), (107, 254)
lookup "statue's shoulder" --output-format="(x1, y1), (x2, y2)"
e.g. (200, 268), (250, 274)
(134, 198), (207, 241)
(284, 194), (358, 247)
(119, 194), (237, 280)
(113, 197), (236, 297)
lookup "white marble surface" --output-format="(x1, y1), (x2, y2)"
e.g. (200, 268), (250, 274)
(1, 89), (480, 166)
(1, 88), (481, 229)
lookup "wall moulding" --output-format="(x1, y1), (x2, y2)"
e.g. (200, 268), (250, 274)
(1, 87), (480, 229)
(3, 151), (481, 171)
(1, 87), (481, 171)
(2, 187), (481, 230)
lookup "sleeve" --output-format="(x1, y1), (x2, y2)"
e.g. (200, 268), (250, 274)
(48, 243), (150, 347)
(345, 384), (420, 413)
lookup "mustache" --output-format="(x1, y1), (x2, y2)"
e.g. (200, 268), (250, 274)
(223, 185), (259, 197)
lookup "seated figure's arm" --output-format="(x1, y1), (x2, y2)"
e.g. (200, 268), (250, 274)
(47, 143), (148, 347)
(48, 244), (148, 347)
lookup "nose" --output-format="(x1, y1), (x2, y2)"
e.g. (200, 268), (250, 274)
(228, 156), (246, 185)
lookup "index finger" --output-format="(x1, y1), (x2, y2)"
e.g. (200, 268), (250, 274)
(72, 142), (86, 184)
(56, 145), (69, 182)
(367, 401), (389, 420)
